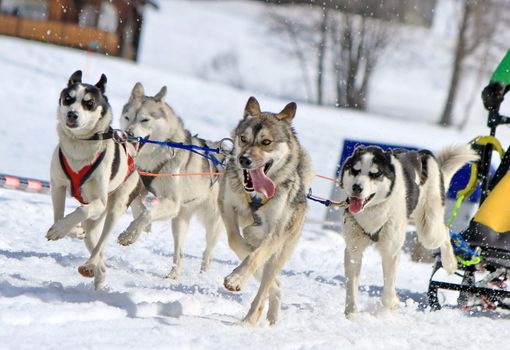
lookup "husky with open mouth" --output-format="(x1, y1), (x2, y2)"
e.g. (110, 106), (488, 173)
(46, 70), (141, 290)
(339, 145), (479, 317)
(219, 97), (313, 325)
(117, 82), (225, 279)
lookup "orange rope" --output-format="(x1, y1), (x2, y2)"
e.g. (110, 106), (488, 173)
(314, 174), (340, 184)
(137, 171), (340, 182)
(137, 170), (223, 177)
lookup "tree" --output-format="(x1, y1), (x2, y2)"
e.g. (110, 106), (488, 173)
(439, 0), (499, 126)
(330, 11), (391, 109)
(266, 2), (394, 110)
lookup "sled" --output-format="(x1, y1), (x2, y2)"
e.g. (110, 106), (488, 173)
(428, 50), (510, 311)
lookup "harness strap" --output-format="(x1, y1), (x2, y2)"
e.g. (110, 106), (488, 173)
(120, 143), (136, 180)
(59, 148), (106, 204)
(344, 209), (383, 242)
(245, 192), (269, 211)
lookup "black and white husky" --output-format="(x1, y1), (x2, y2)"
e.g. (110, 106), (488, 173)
(46, 70), (141, 290)
(339, 145), (478, 317)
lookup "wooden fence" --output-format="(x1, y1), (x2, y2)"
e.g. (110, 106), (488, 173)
(0, 15), (120, 56)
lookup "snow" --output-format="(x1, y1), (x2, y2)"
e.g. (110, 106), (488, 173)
(1, 0), (510, 349)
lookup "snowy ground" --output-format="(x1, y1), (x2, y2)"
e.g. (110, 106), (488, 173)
(2, 0), (510, 349)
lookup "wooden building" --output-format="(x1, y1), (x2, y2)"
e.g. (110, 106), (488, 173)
(0, 0), (158, 60)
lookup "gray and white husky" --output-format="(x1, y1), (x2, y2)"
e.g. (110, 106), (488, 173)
(219, 97), (313, 325)
(117, 82), (224, 279)
(339, 145), (479, 317)
(46, 70), (141, 290)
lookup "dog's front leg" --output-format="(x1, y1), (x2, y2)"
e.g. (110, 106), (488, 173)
(224, 224), (286, 292)
(379, 248), (401, 311)
(79, 190), (132, 290)
(118, 197), (180, 245)
(344, 245), (366, 317)
(220, 205), (251, 260)
(46, 188), (106, 241)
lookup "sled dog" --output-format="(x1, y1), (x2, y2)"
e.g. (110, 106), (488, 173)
(340, 145), (479, 317)
(46, 70), (142, 290)
(117, 83), (224, 279)
(219, 97), (313, 325)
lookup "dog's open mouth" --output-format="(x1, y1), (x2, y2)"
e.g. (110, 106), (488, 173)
(347, 193), (375, 214)
(243, 161), (275, 198)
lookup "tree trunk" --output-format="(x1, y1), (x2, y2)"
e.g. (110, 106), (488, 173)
(439, 2), (470, 126)
(316, 7), (329, 105)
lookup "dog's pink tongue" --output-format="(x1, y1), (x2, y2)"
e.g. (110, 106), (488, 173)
(248, 168), (276, 198)
(348, 197), (364, 214)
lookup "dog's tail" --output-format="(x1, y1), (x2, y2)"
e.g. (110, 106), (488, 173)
(436, 144), (479, 186)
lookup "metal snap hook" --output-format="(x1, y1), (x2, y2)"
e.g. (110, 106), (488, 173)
(219, 138), (234, 155)
(112, 129), (128, 143)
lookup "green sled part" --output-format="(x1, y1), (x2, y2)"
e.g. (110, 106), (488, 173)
(491, 49), (510, 85)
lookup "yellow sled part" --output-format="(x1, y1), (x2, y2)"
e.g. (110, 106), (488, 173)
(474, 172), (510, 233)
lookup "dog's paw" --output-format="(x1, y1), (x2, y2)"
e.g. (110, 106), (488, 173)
(344, 310), (359, 320)
(382, 293), (400, 310)
(46, 221), (72, 241)
(266, 308), (279, 326)
(224, 271), (246, 292)
(200, 258), (211, 273)
(68, 224), (85, 239)
(441, 244), (458, 275)
(117, 229), (139, 246)
(94, 270), (105, 291)
(166, 266), (180, 280)
(78, 263), (95, 278)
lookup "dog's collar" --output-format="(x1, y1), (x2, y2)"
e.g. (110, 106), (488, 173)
(81, 127), (114, 141)
(81, 127), (129, 142)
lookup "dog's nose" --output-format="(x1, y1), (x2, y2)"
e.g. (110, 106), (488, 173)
(239, 156), (252, 168)
(352, 183), (363, 195)
(67, 111), (79, 121)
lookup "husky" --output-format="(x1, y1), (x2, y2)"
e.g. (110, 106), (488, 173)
(46, 70), (142, 290)
(339, 145), (479, 317)
(116, 82), (224, 279)
(219, 97), (313, 325)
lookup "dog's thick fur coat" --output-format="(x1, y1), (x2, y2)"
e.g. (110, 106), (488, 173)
(117, 83), (224, 279)
(340, 145), (479, 317)
(46, 70), (141, 290)
(219, 97), (313, 325)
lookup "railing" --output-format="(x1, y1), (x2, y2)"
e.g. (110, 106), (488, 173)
(0, 14), (120, 56)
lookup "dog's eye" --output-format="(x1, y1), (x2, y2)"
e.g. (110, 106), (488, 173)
(141, 118), (149, 123)
(84, 100), (95, 109)
(261, 139), (272, 146)
(240, 136), (247, 143)
(369, 171), (382, 178)
(351, 168), (361, 176)
(63, 93), (74, 105)
(124, 116), (129, 121)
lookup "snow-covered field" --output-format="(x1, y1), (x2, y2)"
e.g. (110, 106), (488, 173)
(2, 1), (510, 349)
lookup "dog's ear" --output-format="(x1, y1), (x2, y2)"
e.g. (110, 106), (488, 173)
(385, 149), (393, 158)
(130, 82), (145, 101)
(68, 70), (82, 86)
(276, 102), (297, 122)
(354, 145), (366, 154)
(95, 74), (107, 94)
(154, 86), (167, 102)
(244, 96), (261, 118)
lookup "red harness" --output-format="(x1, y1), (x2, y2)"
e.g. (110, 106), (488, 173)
(59, 145), (135, 204)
